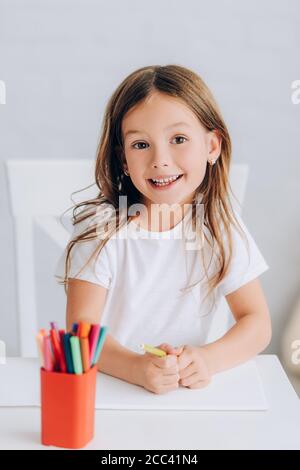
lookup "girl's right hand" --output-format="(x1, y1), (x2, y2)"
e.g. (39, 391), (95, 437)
(137, 343), (181, 395)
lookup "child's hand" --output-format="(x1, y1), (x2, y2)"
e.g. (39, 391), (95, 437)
(158, 343), (184, 356)
(137, 343), (181, 395)
(177, 345), (211, 389)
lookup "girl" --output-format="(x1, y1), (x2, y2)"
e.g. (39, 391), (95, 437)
(55, 64), (271, 395)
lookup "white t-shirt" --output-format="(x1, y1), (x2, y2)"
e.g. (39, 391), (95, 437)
(54, 205), (269, 353)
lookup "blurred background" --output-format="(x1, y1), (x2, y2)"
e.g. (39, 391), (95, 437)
(0, 0), (299, 393)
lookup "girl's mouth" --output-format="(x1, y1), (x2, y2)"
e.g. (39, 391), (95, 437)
(147, 174), (184, 190)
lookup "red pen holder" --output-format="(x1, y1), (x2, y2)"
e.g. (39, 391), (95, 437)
(40, 365), (97, 449)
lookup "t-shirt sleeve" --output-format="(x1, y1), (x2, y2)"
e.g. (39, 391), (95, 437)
(217, 210), (269, 296)
(54, 216), (113, 289)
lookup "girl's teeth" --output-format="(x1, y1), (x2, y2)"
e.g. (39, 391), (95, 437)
(151, 175), (181, 186)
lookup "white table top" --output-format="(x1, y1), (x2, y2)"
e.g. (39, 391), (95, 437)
(0, 355), (299, 450)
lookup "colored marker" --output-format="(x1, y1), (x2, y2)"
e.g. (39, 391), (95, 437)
(89, 324), (101, 364)
(37, 322), (108, 374)
(78, 322), (91, 338)
(50, 328), (67, 373)
(62, 333), (74, 374)
(59, 329), (66, 368)
(59, 329), (65, 342)
(80, 337), (90, 372)
(92, 326), (108, 365)
(36, 330), (46, 367)
(50, 322), (66, 371)
(140, 344), (167, 357)
(70, 336), (83, 375)
(43, 335), (54, 371)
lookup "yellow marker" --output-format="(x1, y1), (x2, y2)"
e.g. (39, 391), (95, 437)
(140, 343), (167, 357)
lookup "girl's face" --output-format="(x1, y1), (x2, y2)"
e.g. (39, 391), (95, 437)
(121, 91), (221, 209)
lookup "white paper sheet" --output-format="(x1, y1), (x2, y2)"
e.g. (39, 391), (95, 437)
(0, 358), (268, 410)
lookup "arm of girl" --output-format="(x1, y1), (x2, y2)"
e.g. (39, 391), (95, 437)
(162, 278), (272, 389)
(66, 278), (141, 385)
(66, 278), (179, 392)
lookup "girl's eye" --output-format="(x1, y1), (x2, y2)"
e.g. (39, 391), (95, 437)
(131, 135), (187, 150)
(172, 135), (187, 145)
(132, 141), (148, 150)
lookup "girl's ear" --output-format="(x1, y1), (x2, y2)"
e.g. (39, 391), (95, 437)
(208, 129), (222, 161)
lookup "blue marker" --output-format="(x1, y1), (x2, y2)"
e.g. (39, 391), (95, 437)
(92, 326), (109, 365)
(62, 333), (74, 373)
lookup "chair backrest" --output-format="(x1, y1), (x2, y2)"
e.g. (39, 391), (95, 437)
(5, 160), (248, 357)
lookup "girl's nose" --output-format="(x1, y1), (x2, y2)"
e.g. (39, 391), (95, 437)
(152, 156), (172, 168)
(151, 146), (174, 169)
(152, 164), (169, 171)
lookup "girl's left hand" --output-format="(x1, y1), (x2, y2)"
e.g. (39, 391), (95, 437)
(177, 345), (211, 389)
(159, 343), (212, 389)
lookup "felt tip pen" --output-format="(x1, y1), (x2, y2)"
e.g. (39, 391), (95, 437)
(80, 336), (90, 372)
(43, 335), (54, 371)
(92, 326), (108, 366)
(78, 321), (91, 338)
(89, 324), (101, 363)
(140, 344), (167, 357)
(70, 336), (83, 375)
(36, 331), (46, 368)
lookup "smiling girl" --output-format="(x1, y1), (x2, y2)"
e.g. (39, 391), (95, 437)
(55, 64), (271, 394)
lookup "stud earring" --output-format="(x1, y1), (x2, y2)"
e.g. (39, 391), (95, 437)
(209, 159), (216, 166)
(124, 168), (130, 176)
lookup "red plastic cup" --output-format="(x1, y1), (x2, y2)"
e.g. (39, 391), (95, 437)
(40, 365), (97, 449)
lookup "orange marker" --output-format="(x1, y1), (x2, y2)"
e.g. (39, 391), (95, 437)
(78, 322), (91, 338)
(80, 337), (90, 372)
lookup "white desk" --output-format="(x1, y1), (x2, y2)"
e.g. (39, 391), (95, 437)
(0, 355), (299, 450)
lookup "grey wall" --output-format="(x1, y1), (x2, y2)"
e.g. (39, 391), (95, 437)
(0, 0), (299, 360)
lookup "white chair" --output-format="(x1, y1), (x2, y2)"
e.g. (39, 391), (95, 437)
(5, 160), (97, 357)
(5, 160), (248, 357)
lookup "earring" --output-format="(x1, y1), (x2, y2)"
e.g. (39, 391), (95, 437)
(124, 168), (130, 176)
(209, 159), (216, 166)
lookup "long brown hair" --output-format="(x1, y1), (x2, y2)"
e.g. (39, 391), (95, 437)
(56, 64), (248, 309)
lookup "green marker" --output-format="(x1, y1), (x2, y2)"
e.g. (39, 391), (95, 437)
(70, 336), (83, 375)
